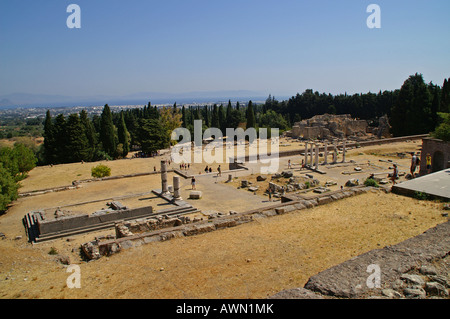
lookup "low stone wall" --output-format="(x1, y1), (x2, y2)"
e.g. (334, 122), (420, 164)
(36, 206), (154, 239)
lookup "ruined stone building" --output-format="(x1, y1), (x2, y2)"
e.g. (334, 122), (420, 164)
(288, 114), (368, 140)
(419, 137), (450, 175)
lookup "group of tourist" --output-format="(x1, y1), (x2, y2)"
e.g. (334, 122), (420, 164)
(391, 152), (432, 186)
(409, 152), (432, 178)
(203, 165), (222, 176)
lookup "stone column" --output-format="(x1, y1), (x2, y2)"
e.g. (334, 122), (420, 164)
(309, 143), (314, 167)
(173, 176), (181, 200)
(342, 140), (346, 163)
(323, 142), (328, 165)
(315, 144), (319, 170)
(332, 142), (337, 164)
(304, 142), (308, 167)
(161, 160), (169, 195)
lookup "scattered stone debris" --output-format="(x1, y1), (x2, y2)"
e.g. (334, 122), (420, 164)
(345, 179), (359, 187)
(55, 255), (71, 265)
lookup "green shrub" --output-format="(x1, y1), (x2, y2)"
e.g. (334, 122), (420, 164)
(91, 164), (111, 178)
(48, 247), (58, 255)
(414, 191), (429, 200)
(364, 178), (379, 187)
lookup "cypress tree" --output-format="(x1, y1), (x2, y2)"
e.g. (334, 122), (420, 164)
(117, 111), (130, 158)
(53, 114), (68, 163)
(100, 104), (117, 158)
(80, 110), (96, 161)
(246, 100), (256, 129)
(218, 104), (226, 133)
(441, 78), (450, 113)
(202, 105), (209, 127)
(43, 110), (56, 164)
(181, 106), (187, 128)
(211, 104), (219, 128)
(226, 100), (232, 127)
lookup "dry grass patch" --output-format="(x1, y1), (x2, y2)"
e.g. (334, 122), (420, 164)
(1, 191), (446, 299)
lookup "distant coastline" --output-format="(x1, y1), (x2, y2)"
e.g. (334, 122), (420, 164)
(0, 91), (278, 110)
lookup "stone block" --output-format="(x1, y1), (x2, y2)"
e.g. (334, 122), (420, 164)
(275, 205), (296, 215)
(189, 191), (203, 199)
(294, 203), (306, 210)
(261, 210), (277, 217)
(213, 219), (238, 229)
(183, 223), (215, 236)
(317, 196), (333, 205)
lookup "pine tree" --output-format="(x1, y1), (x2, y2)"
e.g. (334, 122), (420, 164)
(66, 113), (90, 162)
(390, 74), (434, 136)
(136, 118), (170, 155)
(100, 104), (117, 158)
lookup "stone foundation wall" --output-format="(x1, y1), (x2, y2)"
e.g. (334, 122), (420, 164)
(81, 186), (378, 260)
(38, 206), (153, 236)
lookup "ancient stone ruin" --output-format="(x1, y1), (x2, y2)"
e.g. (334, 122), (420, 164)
(289, 114), (368, 140)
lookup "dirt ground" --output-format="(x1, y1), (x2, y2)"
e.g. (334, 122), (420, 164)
(0, 138), (447, 299)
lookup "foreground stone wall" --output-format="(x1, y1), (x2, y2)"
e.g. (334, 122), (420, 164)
(270, 220), (450, 299)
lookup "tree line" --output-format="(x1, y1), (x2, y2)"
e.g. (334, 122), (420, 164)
(0, 143), (37, 212)
(38, 73), (449, 166)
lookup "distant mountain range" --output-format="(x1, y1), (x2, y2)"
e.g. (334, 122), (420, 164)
(0, 90), (281, 109)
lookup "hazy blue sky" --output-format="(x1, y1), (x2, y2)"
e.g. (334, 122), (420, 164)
(1, 0), (449, 99)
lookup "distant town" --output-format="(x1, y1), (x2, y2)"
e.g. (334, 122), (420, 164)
(0, 100), (265, 121)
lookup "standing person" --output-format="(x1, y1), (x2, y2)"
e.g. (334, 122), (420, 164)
(191, 176), (196, 190)
(288, 160), (291, 169)
(390, 164), (398, 185)
(426, 153), (432, 174)
(410, 153), (417, 178)
(217, 165), (221, 177)
(268, 187), (272, 202)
